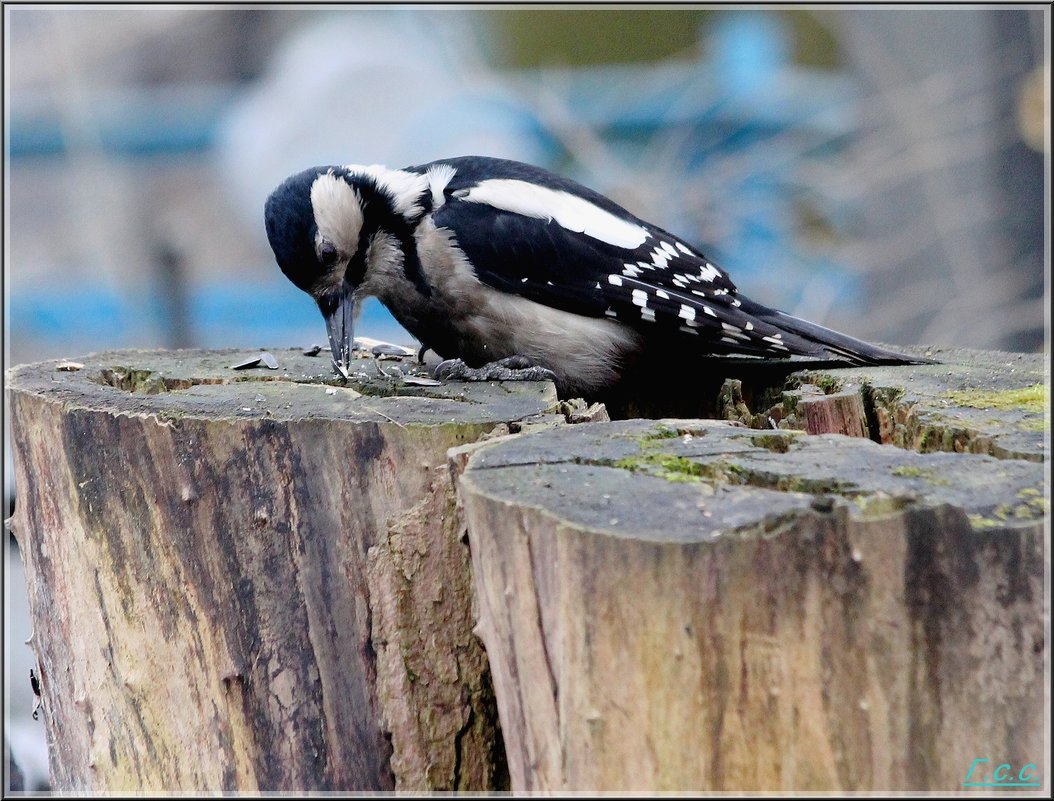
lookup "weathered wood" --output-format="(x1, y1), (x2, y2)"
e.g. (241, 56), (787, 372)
(455, 418), (1046, 791)
(6, 347), (556, 792)
(780, 347), (1047, 459)
(8, 343), (1047, 793)
(365, 466), (507, 789)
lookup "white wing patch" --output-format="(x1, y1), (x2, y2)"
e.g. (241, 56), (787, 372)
(344, 163), (429, 219)
(650, 247), (670, 268)
(700, 262), (722, 282)
(460, 179), (650, 249)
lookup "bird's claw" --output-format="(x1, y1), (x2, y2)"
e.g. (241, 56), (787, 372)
(433, 357), (557, 384)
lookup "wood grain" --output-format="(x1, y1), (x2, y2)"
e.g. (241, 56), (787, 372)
(456, 419), (1045, 791)
(6, 348), (555, 791)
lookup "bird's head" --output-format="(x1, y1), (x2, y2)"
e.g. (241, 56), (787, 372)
(264, 166), (368, 378)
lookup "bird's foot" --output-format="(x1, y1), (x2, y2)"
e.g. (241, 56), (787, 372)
(434, 356), (557, 384)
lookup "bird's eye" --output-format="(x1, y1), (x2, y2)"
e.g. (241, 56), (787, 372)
(318, 240), (339, 266)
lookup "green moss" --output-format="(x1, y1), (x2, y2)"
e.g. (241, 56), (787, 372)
(614, 452), (708, 483)
(624, 422), (703, 453)
(645, 423), (680, 441)
(854, 494), (915, 519)
(98, 367), (166, 394)
(945, 383), (1048, 414)
(989, 495), (1048, 522)
(866, 384), (906, 407)
(750, 433), (795, 453)
(887, 464), (952, 486)
(718, 379), (753, 425)
(754, 384), (789, 415)
(809, 373), (844, 394)
(1018, 417), (1048, 432)
(968, 514), (1007, 531)
(343, 381), (399, 397)
(968, 501), (1047, 530)
(95, 367), (213, 394)
(1014, 488), (1049, 516)
(891, 465), (926, 478)
(773, 475), (854, 495)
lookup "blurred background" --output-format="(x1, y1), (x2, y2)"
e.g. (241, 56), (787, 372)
(3, 5), (1048, 790)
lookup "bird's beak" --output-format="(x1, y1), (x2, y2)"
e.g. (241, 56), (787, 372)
(321, 282), (358, 380)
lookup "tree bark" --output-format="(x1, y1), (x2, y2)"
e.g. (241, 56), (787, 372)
(7, 345), (1046, 793)
(6, 348), (555, 792)
(455, 417), (1046, 791)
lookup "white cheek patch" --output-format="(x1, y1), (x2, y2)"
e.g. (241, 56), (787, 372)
(461, 179), (650, 249)
(310, 172), (364, 263)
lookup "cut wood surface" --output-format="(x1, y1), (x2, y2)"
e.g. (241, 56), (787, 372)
(6, 347), (555, 792)
(456, 418), (1046, 791)
(6, 344), (1048, 793)
(779, 347), (1046, 460)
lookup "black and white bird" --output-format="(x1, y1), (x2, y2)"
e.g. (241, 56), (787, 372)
(265, 156), (925, 396)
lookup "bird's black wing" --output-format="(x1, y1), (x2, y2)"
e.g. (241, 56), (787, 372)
(430, 190), (815, 359)
(429, 159), (924, 364)
(431, 197), (621, 313)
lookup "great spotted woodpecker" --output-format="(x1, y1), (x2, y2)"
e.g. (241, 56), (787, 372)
(265, 156), (926, 396)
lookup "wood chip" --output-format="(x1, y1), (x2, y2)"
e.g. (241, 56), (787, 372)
(569, 402), (611, 424)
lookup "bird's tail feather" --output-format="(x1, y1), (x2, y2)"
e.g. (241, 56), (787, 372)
(742, 299), (934, 365)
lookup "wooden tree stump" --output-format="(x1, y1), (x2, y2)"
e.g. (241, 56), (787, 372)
(455, 410), (1046, 790)
(8, 344), (1047, 793)
(6, 347), (556, 792)
(783, 347), (1047, 461)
